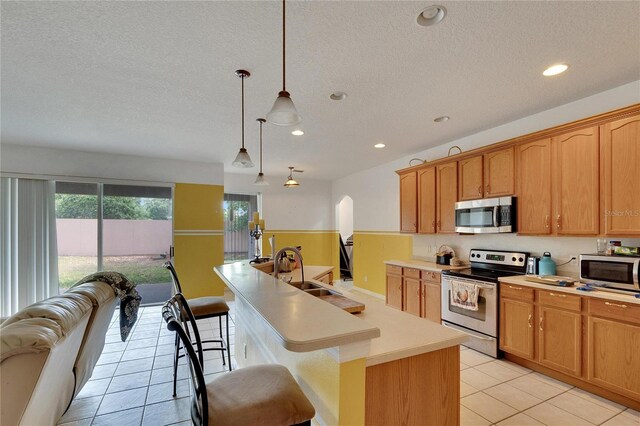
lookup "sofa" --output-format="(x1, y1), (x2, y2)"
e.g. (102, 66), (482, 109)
(0, 281), (118, 426)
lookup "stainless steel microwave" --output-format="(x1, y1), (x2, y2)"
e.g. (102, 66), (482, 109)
(580, 254), (640, 293)
(454, 197), (516, 234)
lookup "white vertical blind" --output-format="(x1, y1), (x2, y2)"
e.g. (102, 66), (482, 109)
(0, 178), (59, 317)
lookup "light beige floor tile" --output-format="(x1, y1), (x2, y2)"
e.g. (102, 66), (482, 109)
(461, 392), (518, 423)
(530, 372), (573, 391)
(460, 361), (470, 370)
(567, 388), (626, 412)
(496, 413), (545, 426)
(460, 349), (494, 367)
(547, 391), (621, 424)
(484, 382), (543, 411)
(495, 358), (532, 375)
(461, 381), (480, 397)
(461, 368), (502, 390)
(525, 402), (593, 426)
(601, 410), (640, 426)
(476, 360), (527, 382)
(625, 408), (639, 417)
(508, 373), (569, 400)
(460, 405), (491, 426)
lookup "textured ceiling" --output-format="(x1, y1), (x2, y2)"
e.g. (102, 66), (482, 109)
(1, 1), (639, 181)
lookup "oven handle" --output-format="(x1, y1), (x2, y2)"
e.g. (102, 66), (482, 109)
(442, 322), (496, 341)
(443, 277), (495, 290)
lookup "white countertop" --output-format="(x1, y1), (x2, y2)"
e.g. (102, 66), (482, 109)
(385, 259), (467, 272)
(499, 275), (640, 305)
(215, 261), (467, 364)
(276, 265), (333, 283)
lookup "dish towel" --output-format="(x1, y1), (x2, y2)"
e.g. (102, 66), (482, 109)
(450, 280), (480, 311)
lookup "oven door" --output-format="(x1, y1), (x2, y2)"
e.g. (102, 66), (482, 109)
(441, 276), (497, 337)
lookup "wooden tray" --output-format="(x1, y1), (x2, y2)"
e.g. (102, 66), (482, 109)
(524, 275), (576, 287)
(318, 295), (365, 314)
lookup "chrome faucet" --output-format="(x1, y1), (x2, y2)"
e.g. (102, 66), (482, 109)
(273, 246), (304, 283)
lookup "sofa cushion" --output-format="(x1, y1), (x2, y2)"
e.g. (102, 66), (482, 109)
(0, 317), (62, 362)
(67, 282), (115, 306)
(1, 292), (93, 336)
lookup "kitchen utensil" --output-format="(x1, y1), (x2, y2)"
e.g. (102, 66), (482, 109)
(538, 252), (557, 276)
(526, 256), (540, 275)
(278, 253), (292, 273)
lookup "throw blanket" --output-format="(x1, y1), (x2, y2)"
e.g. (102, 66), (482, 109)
(73, 272), (141, 341)
(450, 280), (480, 311)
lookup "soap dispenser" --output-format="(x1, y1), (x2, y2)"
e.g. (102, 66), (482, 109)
(538, 252), (557, 276)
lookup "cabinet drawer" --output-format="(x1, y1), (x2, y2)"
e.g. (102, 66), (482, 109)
(403, 268), (421, 279)
(422, 271), (441, 283)
(589, 298), (640, 325)
(538, 290), (582, 312)
(500, 283), (535, 302)
(386, 265), (402, 276)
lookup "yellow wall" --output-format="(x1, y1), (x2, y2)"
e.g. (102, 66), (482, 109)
(264, 230), (339, 277)
(173, 183), (225, 297)
(352, 232), (413, 295)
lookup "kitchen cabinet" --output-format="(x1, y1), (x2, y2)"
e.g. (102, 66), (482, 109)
(421, 271), (441, 323)
(517, 138), (552, 234)
(499, 283), (535, 360)
(458, 148), (515, 201)
(316, 270), (333, 285)
(553, 127), (600, 235)
(418, 167), (437, 233)
(436, 162), (458, 233)
(386, 265), (403, 310)
(403, 277), (422, 317)
(588, 298), (640, 400)
(601, 113), (640, 236)
(399, 171), (417, 233)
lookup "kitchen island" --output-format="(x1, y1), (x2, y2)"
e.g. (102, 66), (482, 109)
(215, 261), (467, 426)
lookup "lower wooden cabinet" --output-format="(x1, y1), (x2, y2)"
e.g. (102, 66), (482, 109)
(386, 271), (403, 310)
(403, 278), (422, 316)
(386, 265), (441, 322)
(499, 297), (535, 360)
(538, 304), (582, 377)
(422, 281), (441, 323)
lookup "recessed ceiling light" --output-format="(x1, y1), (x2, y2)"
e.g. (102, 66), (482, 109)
(417, 5), (447, 27)
(291, 130), (304, 136)
(330, 91), (348, 101)
(434, 116), (450, 123)
(374, 143), (386, 149)
(543, 64), (569, 76)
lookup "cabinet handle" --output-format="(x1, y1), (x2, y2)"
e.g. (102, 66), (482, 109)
(437, 220), (441, 230)
(545, 215), (550, 228)
(556, 214), (561, 229)
(478, 186), (482, 196)
(486, 184), (491, 195)
(527, 314), (532, 328)
(549, 292), (566, 298)
(539, 316), (543, 331)
(431, 220), (435, 230)
(508, 285), (523, 290)
(605, 301), (628, 309)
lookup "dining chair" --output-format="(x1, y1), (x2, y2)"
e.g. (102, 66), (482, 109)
(163, 261), (231, 397)
(162, 293), (315, 426)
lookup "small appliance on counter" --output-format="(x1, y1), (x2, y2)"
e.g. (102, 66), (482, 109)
(526, 256), (540, 275)
(580, 254), (640, 293)
(436, 245), (455, 265)
(538, 252), (557, 276)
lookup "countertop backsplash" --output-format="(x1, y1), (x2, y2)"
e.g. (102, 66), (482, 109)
(412, 234), (640, 278)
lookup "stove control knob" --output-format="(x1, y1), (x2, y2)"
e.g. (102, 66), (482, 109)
(512, 256), (517, 262)
(519, 257), (524, 262)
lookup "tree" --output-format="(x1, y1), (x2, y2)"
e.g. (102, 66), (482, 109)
(56, 194), (149, 220)
(224, 200), (249, 232)
(143, 198), (172, 220)
(103, 196), (148, 219)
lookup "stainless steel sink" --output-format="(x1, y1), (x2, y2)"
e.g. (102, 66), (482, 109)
(288, 281), (322, 290)
(304, 288), (339, 297)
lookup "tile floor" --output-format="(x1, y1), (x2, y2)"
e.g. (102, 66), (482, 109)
(58, 294), (638, 426)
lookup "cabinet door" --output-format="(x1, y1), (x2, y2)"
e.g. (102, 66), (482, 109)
(386, 274), (403, 310)
(517, 139), (552, 234)
(601, 114), (640, 236)
(399, 172), (418, 233)
(588, 317), (640, 400)
(403, 278), (421, 317)
(458, 155), (484, 201)
(553, 127), (599, 235)
(436, 162), (458, 233)
(484, 147), (514, 197)
(418, 167), (437, 233)
(422, 282), (441, 323)
(499, 298), (535, 360)
(538, 306), (582, 377)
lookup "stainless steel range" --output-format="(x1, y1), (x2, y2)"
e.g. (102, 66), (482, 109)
(441, 249), (529, 357)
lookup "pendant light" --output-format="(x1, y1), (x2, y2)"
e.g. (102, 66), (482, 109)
(283, 166), (302, 188)
(232, 69), (255, 168)
(254, 118), (269, 185)
(266, 0), (302, 126)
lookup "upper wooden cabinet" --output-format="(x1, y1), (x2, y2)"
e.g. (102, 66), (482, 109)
(436, 162), (458, 233)
(553, 127), (600, 235)
(517, 139), (553, 234)
(458, 148), (515, 201)
(399, 171), (417, 233)
(418, 167), (437, 233)
(601, 114), (640, 236)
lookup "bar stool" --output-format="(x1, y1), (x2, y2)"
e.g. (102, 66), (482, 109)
(163, 261), (232, 397)
(163, 293), (315, 426)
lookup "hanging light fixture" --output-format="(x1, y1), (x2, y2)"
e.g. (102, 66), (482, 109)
(254, 118), (269, 185)
(283, 166), (302, 188)
(266, 0), (302, 126)
(232, 69), (255, 168)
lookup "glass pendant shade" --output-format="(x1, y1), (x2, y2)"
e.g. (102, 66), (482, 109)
(232, 148), (254, 168)
(267, 91), (302, 126)
(283, 177), (299, 187)
(254, 172), (269, 185)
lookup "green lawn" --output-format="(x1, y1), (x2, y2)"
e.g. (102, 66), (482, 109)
(58, 255), (171, 288)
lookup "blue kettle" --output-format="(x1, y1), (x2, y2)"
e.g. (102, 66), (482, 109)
(538, 252), (557, 276)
